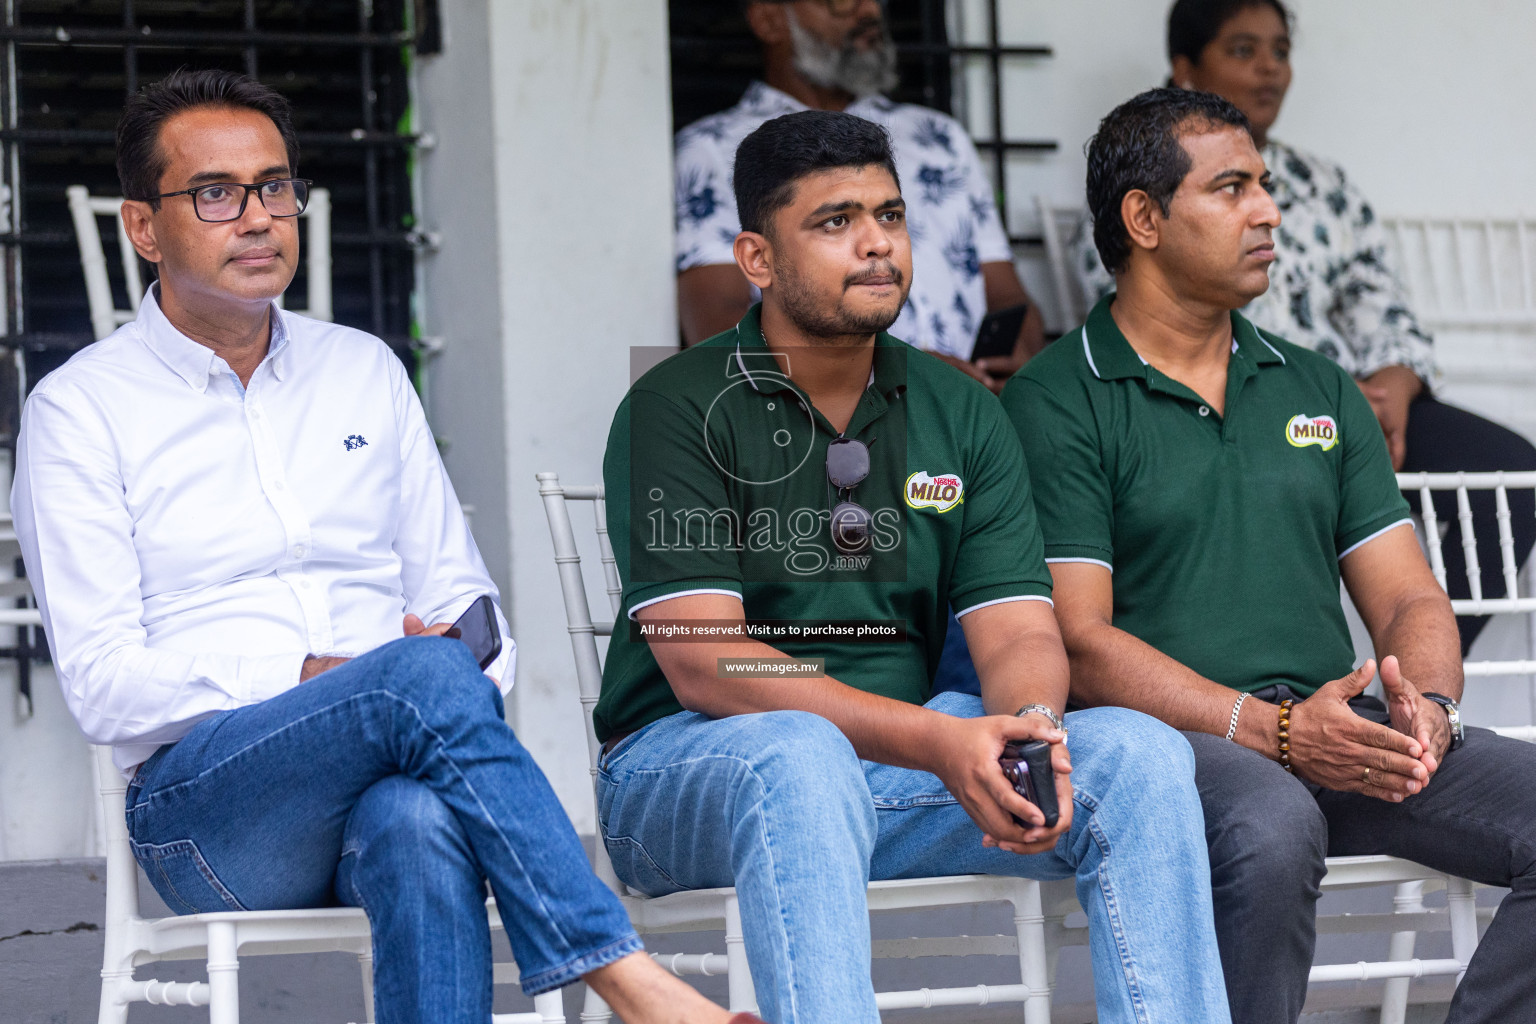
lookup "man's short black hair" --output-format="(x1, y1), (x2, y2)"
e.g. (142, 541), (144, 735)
(1085, 87), (1251, 275)
(117, 68), (299, 207)
(1167, 0), (1293, 66)
(733, 110), (901, 237)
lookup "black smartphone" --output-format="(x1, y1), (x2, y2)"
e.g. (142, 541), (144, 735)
(970, 303), (1028, 363)
(447, 594), (503, 670)
(999, 738), (1060, 829)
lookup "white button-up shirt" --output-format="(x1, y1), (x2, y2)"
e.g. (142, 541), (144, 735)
(12, 288), (513, 776)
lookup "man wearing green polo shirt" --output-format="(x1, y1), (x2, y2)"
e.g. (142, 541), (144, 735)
(595, 109), (1230, 1024)
(1006, 87), (1536, 1024)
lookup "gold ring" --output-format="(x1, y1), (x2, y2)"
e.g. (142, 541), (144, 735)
(1362, 767), (1373, 784)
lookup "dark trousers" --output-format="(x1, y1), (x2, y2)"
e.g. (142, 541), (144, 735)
(1403, 396), (1536, 654)
(1187, 685), (1536, 1024)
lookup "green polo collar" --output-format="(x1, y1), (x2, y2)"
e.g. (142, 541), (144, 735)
(1081, 295), (1287, 384)
(730, 303), (909, 401)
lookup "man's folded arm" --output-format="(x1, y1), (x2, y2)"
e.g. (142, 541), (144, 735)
(12, 390), (307, 745)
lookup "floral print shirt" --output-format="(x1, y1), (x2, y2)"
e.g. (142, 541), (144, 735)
(1075, 139), (1438, 385)
(675, 81), (1014, 358)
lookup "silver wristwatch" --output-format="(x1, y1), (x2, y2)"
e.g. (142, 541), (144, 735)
(1421, 693), (1465, 751)
(1014, 703), (1064, 732)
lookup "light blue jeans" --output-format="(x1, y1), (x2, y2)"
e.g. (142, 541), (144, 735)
(125, 636), (643, 1022)
(598, 691), (1231, 1024)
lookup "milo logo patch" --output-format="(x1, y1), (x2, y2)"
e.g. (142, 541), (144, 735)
(905, 471), (964, 513)
(1285, 413), (1339, 451)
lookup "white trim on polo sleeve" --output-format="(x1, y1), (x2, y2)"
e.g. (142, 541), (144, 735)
(1337, 519), (1413, 560)
(627, 588), (744, 621)
(954, 594), (1055, 618)
(1045, 556), (1114, 574)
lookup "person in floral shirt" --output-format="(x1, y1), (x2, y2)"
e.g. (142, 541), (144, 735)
(674, 0), (1044, 393)
(1074, 0), (1536, 653)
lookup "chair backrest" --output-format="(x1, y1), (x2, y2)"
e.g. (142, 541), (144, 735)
(67, 185), (334, 342)
(1397, 470), (1536, 742)
(1398, 470), (1536, 618)
(1383, 216), (1536, 332)
(1033, 196), (1090, 334)
(67, 187), (144, 342)
(534, 473), (625, 883)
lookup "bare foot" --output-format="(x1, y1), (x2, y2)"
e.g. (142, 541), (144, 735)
(584, 951), (760, 1023)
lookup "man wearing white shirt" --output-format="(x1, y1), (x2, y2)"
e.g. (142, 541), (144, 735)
(12, 69), (754, 1024)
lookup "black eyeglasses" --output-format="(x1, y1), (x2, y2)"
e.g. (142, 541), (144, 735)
(827, 436), (872, 555)
(149, 178), (312, 223)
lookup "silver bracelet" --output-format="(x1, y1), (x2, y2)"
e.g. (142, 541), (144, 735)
(1014, 703), (1064, 732)
(1225, 692), (1248, 741)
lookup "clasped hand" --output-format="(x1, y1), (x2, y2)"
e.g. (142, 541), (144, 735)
(1288, 656), (1449, 802)
(930, 713), (1072, 855)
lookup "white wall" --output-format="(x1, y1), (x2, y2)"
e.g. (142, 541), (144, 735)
(956, 0), (1536, 230)
(425, 0), (678, 830)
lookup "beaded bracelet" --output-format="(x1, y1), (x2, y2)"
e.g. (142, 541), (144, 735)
(1278, 699), (1294, 773)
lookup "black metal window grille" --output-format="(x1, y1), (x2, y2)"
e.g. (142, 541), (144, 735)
(0, 0), (438, 420)
(0, 0), (440, 702)
(668, 0), (1055, 250)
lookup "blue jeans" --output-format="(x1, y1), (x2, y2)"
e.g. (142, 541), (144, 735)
(124, 636), (642, 1021)
(598, 691), (1231, 1024)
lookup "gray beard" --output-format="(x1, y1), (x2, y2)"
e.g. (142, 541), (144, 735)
(786, 10), (899, 99)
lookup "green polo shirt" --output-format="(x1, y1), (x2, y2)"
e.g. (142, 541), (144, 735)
(1001, 296), (1411, 697)
(595, 304), (1054, 742)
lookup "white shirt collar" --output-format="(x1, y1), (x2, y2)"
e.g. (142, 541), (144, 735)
(137, 285), (290, 393)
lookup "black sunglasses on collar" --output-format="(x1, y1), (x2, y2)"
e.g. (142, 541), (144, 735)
(827, 436), (873, 555)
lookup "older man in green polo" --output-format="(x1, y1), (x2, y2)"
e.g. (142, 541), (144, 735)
(1006, 86), (1536, 1024)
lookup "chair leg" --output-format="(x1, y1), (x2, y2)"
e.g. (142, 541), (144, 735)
(1446, 876), (1480, 985)
(1043, 910), (1067, 997)
(206, 920), (241, 1024)
(358, 951), (375, 1024)
(1379, 880), (1425, 1024)
(533, 989), (566, 1023)
(724, 894), (759, 1014)
(1011, 881), (1052, 1024)
(96, 972), (131, 1024)
(579, 984), (613, 1023)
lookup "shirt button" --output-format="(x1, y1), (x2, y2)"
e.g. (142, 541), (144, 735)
(292, 545), (306, 558)
(273, 479), (286, 490)
(1198, 406), (1210, 417)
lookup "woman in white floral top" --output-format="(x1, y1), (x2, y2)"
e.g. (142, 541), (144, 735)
(1075, 0), (1536, 655)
